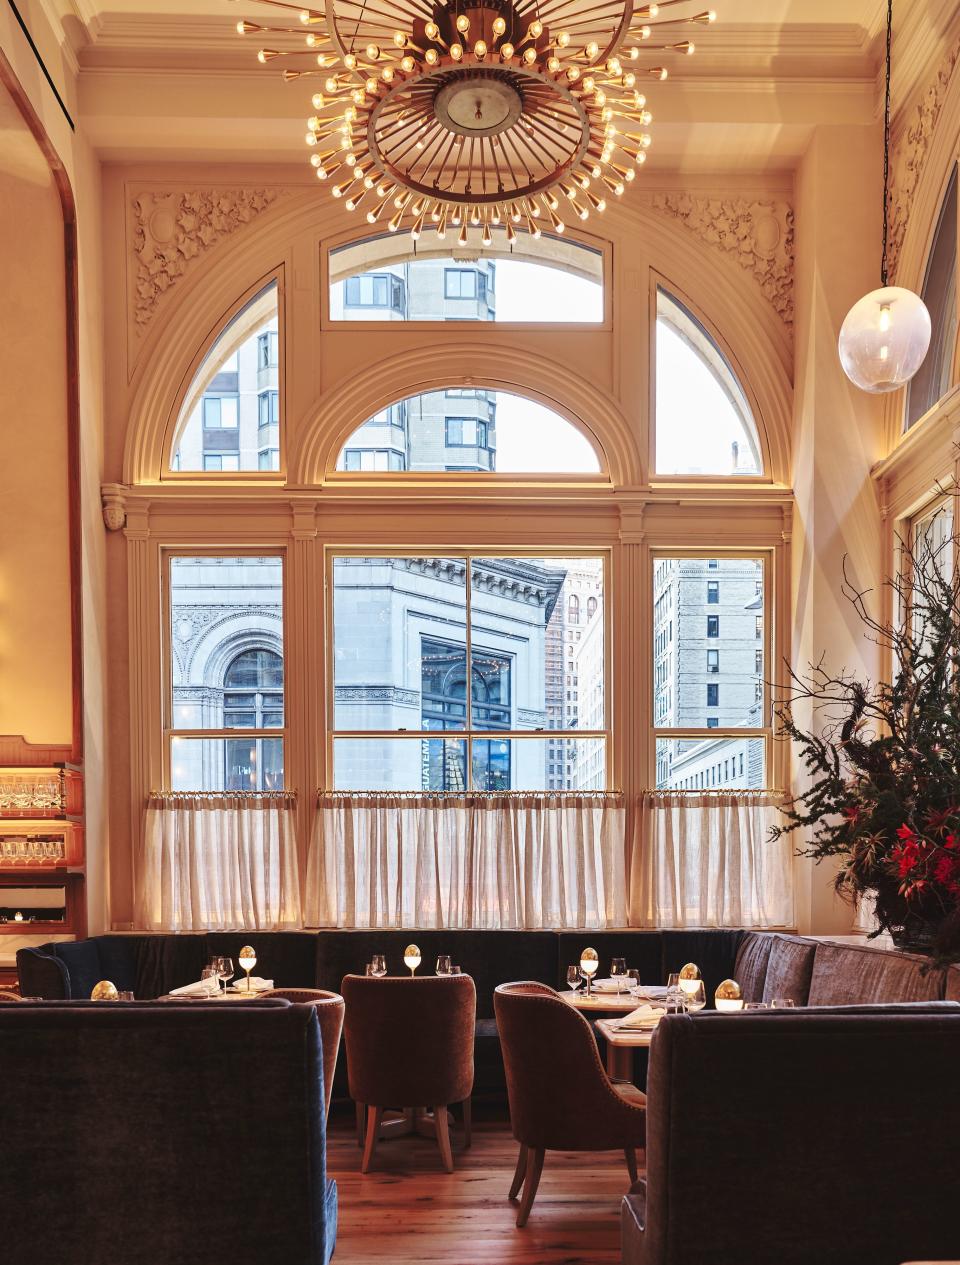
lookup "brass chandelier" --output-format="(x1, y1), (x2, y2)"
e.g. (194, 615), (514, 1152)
(232, 0), (716, 240)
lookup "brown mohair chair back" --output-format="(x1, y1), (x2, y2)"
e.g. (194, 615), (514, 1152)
(341, 974), (476, 1107)
(494, 981), (646, 1152)
(261, 988), (344, 1119)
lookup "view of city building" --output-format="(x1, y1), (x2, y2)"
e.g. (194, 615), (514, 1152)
(168, 553), (606, 793)
(653, 557), (765, 790)
(172, 282), (280, 473)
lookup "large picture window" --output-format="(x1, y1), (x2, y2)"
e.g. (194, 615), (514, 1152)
(330, 553), (607, 791)
(167, 555), (285, 790)
(652, 554), (769, 790)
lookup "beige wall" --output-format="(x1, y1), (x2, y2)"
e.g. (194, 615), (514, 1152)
(0, 85), (72, 745)
(1, 4), (107, 932)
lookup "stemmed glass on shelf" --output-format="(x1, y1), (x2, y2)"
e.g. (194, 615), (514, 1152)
(684, 980), (707, 1012)
(370, 954), (387, 978)
(436, 955), (452, 976)
(566, 965), (582, 993)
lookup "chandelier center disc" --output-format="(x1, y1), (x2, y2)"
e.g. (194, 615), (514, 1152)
(434, 73), (522, 138)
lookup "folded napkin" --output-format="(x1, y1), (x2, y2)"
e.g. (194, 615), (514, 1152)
(592, 978), (633, 993)
(228, 977), (274, 993)
(169, 978), (221, 998)
(617, 1003), (666, 1031)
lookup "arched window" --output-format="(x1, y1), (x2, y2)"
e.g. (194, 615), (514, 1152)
(906, 166), (958, 430)
(329, 228), (603, 324)
(336, 388), (602, 474)
(587, 596), (598, 619)
(568, 595), (581, 624)
(222, 649), (284, 791)
(171, 280), (280, 473)
(655, 288), (763, 477)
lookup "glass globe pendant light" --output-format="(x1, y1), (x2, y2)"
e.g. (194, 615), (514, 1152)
(838, 0), (931, 393)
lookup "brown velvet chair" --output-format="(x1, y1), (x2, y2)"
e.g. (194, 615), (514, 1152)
(494, 981), (647, 1227)
(341, 973), (476, 1174)
(261, 988), (344, 1120)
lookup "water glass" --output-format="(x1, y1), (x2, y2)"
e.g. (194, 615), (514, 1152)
(436, 955), (452, 976)
(744, 1001), (770, 1011)
(566, 964), (582, 992)
(451, 966), (461, 975)
(683, 980), (707, 1012)
(769, 997), (795, 1008)
(118, 991), (135, 1002)
(370, 954), (387, 978)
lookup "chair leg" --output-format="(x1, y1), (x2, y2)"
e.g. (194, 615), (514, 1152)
(361, 1106), (383, 1174)
(435, 1104), (454, 1172)
(462, 1097), (472, 1148)
(515, 1148), (545, 1228)
(356, 1102), (366, 1147)
(508, 1144), (528, 1201)
(625, 1146), (639, 1184)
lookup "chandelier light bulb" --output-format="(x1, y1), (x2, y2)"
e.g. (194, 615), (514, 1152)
(450, 42), (463, 60)
(393, 29), (405, 46)
(456, 14), (470, 33)
(501, 42), (514, 59)
(474, 39), (487, 58)
(528, 19), (543, 38)
(838, 286), (931, 394)
(522, 46), (536, 64)
(425, 21), (439, 40)
(492, 16), (506, 36)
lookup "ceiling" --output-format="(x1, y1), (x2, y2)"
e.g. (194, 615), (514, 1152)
(30, 0), (960, 172)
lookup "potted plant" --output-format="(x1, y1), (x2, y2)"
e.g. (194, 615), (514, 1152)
(772, 512), (960, 961)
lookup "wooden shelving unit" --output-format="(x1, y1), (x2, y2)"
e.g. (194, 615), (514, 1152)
(0, 764), (85, 990)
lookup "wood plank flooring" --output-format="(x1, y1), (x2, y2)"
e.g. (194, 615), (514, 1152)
(327, 1113), (637, 1264)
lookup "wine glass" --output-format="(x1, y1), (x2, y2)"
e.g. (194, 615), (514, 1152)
(626, 968), (641, 994)
(566, 964), (582, 993)
(403, 944), (422, 976)
(200, 965), (219, 996)
(238, 945), (257, 993)
(370, 954), (387, 978)
(684, 980), (707, 1012)
(610, 957), (627, 994)
(665, 972), (683, 1013)
(435, 955), (452, 976)
(216, 956), (234, 995)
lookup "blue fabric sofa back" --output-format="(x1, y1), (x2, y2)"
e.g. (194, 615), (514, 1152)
(0, 999), (337, 1265)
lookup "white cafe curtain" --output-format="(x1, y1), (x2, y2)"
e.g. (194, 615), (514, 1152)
(629, 792), (794, 929)
(306, 792), (628, 930)
(137, 792), (302, 931)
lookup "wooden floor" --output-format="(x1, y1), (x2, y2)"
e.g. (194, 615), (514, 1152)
(327, 1113), (636, 1264)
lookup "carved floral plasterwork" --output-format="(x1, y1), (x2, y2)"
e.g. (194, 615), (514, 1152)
(887, 34), (960, 284)
(130, 188), (282, 333)
(650, 193), (795, 329)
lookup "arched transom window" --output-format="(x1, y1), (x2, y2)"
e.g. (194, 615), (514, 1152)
(655, 287), (763, 477)
(336, 388), (602, 474)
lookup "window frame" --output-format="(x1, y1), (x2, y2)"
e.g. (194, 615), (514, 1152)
(648, 548), (775, 792)
(165, 268), (287, 484)
(324, 547), (613, 792)
(649, 274), (771, 487)
(161, 547), (288, 792)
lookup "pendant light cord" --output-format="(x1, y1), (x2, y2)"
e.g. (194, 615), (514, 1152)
(881, 0), (892, 286)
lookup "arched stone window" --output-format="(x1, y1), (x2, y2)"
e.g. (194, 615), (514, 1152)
(336, 387), (602, 474)
(171, 280), (280, 473)
(221, 649), (284, 791)
(655, 287), (764, 477)
(906, 165), (958, 430)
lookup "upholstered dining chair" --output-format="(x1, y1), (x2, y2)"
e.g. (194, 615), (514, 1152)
(260, 988), (345, 1120)
(341, 973), (476, 1174)
(494, 980), (647, 1228)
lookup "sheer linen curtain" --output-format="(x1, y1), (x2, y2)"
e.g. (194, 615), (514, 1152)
(138, 792), (302, 931)
(306, 792), (628, 929)
(630, 792), (794, 929)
